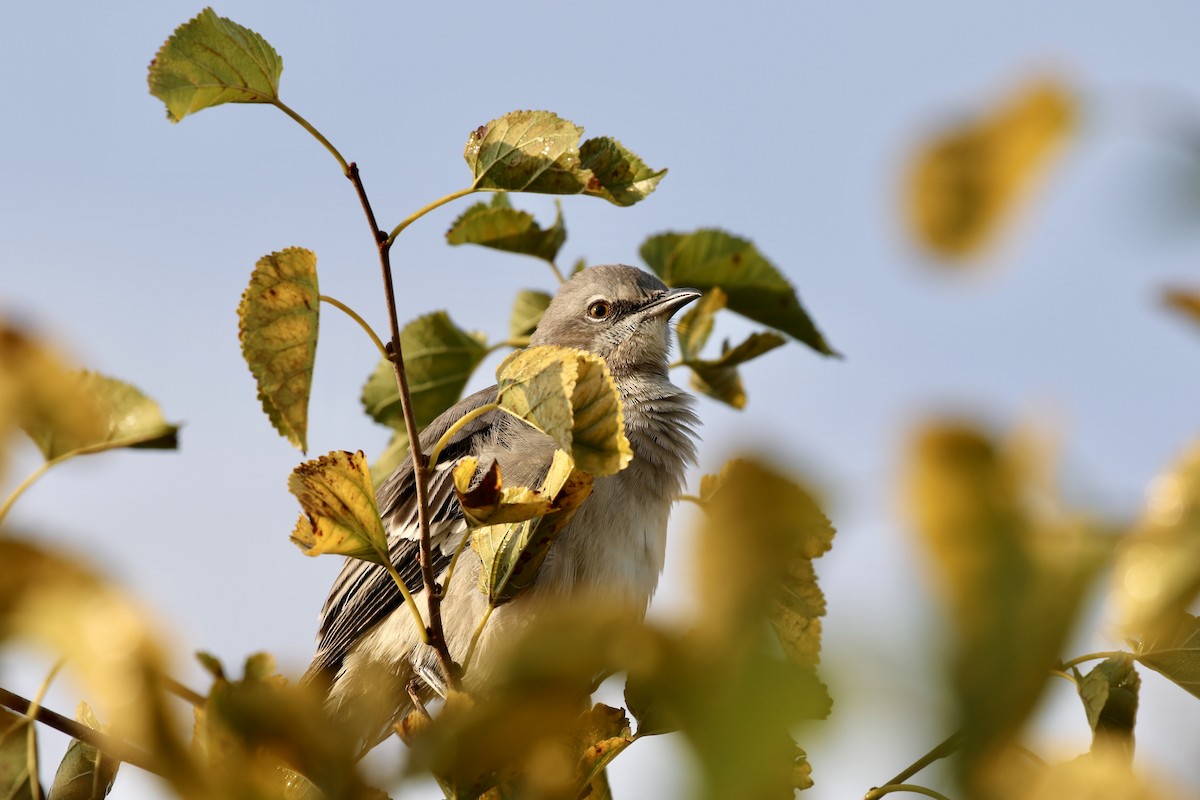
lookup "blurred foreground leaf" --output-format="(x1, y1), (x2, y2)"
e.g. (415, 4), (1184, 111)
(446, 194), (566, 264)
(1164, 287), (1200, 329)
(1132, 612), (1200, 700)
(48, 703), (120, 800)
(361, 312), (487, 432)
(148, 8), (283, 122)
(904, 422), (1109, 790)
(0, 706), (34, 800)
(238, 247), (319, 452)
(640, 229), (836, 356)
(289, 450), (388, 563)
(496, 345), (632, 476)
(465, 110), (664, 205)
(906, 78), (1075, 260)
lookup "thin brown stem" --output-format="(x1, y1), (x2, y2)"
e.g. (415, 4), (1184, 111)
(163, 677), (206, 708)
(0, 687), (162, 777)
(346, 162), (461, 692)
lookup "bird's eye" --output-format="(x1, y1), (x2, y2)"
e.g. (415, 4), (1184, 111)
(587, 300), (611, 320)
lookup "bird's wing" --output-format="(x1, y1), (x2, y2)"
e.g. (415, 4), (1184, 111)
(308, 386), (504, 677)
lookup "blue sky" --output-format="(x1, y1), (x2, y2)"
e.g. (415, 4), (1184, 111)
(4, 2), (1200, 797)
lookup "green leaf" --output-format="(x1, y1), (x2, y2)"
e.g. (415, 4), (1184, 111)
(238, 247), (319, 452)
(685, 331), (786, 409)
(675, 287), (726, 362)
(905, 423), (1110, 788)
(509, 290), (552, 343)
(148, 8), (283, 123)
(640, 229), (836, 356)
(48, 703), (120, 800)
(369, 430), (409, 489)
(1133, 612), (1200, 700)
(361, 311), (488, 432)
(0, 706), (34, 800)
(21, 371), (179, 461)
(471, 450), (594, 605)
(446, 195), (566, 264)
(464, 111), (663, 206)
(495, 345), (633, 476)
(578, 137), (667, 207)
(289, 450), (388, 563)
(1075, 655), (1139, 763)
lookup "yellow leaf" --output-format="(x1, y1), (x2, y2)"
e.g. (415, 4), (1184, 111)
(907, 78), (1075, 260)
(288, 450), (388, 563)
(452, 456), (556, 527)
(238, 247), (319, 452)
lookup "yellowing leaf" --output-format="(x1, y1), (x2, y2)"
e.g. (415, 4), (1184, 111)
(904, 422), (1109, 788)
(1112, 441), (1200, 640)
(685, 331), (786, 409)
(452, 456), (556, 527)
(1132, 612), (1200, 700)
(238, 247), (319, 452)
(575, 704), (634, 791)
(289, 450), (388, 563)
(1164, 287), (1200, 329)
(148, 8), (283, 122)
(578, 137), (667, 207)
(464, 111), (664, 206)
(640, 229), (836, 356)
(446, 194), (566, 264)
(21, 371), (179, 462)
(509, 290), (553, 343)
(675, 287), (726, 362)
(361, 311), (487, 432)
(48, 703), (120, 800)
(0, 707), (34, 800)
(906, 79), (1075, 260)
(495, 346), (631, 477)
(471, 450), (593, 605)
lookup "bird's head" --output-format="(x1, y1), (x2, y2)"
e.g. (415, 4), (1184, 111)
(530, 264), (701, 379)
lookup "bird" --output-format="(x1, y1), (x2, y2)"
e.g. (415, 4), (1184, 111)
(302, 264), (701, 748)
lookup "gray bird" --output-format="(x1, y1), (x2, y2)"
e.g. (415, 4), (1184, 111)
(303, 264), (701, 747)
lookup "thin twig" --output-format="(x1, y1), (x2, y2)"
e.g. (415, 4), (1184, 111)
(0, 687), (162, 777)
(864, 731), (963, 800)
(346, 162), (461, 691)
(163, 677), (206, 708)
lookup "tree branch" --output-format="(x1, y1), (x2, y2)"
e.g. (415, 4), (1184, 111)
(0, 687), (163, 777)
(346, 162), (461, 691)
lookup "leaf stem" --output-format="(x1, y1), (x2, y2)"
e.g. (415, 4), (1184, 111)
(163, 677), (206, 708)
(320, 294), (389, 361)
(440, 532), (474, 593)
(0, 460), (54, 527)
(381, 558), (431, 644)
(428, 402), (499, 469)
(865, 785), (952, 800)
(677, 494), (705, 507)
(271, 99), (351, 176)
(385, 186), (477, 246)
(347, 162), (461, 691)
(0, 687), (162, 777)
(864, 731), (962, 800)
(461, 605), (494, 676)
(546, 260), (565, 284)
(1059, 651), (1125, 671)
(485, 339), (528, 355)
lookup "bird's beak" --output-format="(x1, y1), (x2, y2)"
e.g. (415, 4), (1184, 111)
(637, 287), (702, 320)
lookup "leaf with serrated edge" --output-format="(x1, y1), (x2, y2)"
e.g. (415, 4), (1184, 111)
(465, 111), (588, 195)
(48, 702), (120, 800)
(1133, 612), (1200, 700)
(640, 229), (836, 356)
(148, 8), (283, 122)
(361, 311), (487, 432)
(0, 707), (33, 800)
(446, 195), (566, 264)
(472, 450), (593, 605)
(289, 450), (387, 563)
(238, 247), (319, 452)
(578, 137), (666, 206)
(21, 371), (179, 461)
(675, 287), (726, 362)
(509, 290), (553, 342)
(686, 331), (786, 409)
(452, 456), (555, 527)
(1113, 441), (1200, 640)
(906, 79), (1075, 260)
(567, 353), (632, 476)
